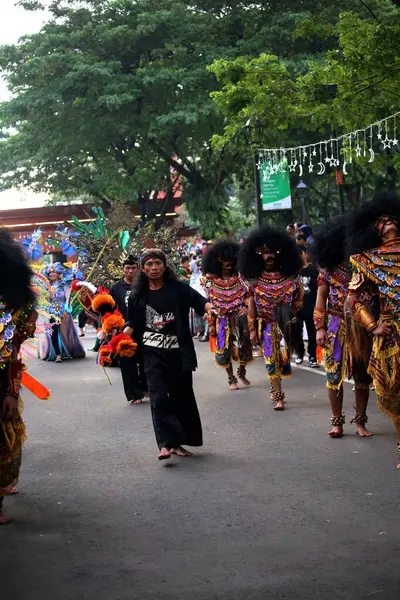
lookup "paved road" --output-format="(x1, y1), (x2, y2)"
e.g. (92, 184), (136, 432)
(2, 332), (400, 600)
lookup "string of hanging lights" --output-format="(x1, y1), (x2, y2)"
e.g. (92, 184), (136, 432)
(257, 111), (400, 182)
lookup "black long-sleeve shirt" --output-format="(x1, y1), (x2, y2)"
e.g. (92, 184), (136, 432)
(127, 281), (207, 371)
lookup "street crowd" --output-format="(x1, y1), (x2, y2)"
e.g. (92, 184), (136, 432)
(1, 191), (400, 526)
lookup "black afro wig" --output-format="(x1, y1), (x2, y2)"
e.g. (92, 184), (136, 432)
(347, 191), (400, 256)
(310, 215), (349, 270)
(0, 228), (35, 310)
(238, 225), (302, 280)
(202, 239), (240, 277)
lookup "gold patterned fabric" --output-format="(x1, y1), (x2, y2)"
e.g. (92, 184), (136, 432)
(204, 275), (252, 368)
(350, 241), (400, 422)
(0, 379), (26, 494)
(0, 301), (35, 496)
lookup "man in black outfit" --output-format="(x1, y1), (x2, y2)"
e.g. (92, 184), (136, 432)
(110, 255), (147, 404)
(295, 244), (319, 368)
(125, 248), (216, 460)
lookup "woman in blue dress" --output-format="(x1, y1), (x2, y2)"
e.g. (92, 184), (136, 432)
(39, 263), (85, 362)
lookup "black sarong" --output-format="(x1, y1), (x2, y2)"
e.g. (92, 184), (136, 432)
(144, 347), (203, 450)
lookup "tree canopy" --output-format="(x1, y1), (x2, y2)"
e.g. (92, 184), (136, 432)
(1, 0), (399, 235)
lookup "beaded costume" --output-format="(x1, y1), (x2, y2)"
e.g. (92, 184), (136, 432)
(203, 274), (252, 369)
(239, 226), (303, 397)
(247, 271), (303, 379)
(0, 302), (37, 495)
(0, 228), (39, 520)
(316, 265), (352, 390)
(349, 241), (400, 423)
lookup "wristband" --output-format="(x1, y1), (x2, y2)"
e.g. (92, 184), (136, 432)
(313, 307), (327, 331)
(247, 316), (256, 332)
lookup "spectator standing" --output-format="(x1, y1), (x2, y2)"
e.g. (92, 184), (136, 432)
(295, 245), (319, 368)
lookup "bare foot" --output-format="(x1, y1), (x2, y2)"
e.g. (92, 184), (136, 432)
(239, 376), (251, 387)
(229, 382), (239, 390)
(130, 399), (143, 405)
(0, 511), (12, 525)
(356, 424), (373, 437)
(143, 392), (150, 399)
(329, 426), (343, 438)
(274, 400), (284, 411)
(55, 355), (62, 363)
(170, 446), (193, 457)
(4, 486), (19, 495)
(158, 448), (171, 460)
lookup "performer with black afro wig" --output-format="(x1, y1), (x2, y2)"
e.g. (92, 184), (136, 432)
(0, 228), (37, 525)
(239, 226), (303, 411)
(312, 216), (373, 439)
(346, 192), (400, 469)
(202, 240), (252, 390)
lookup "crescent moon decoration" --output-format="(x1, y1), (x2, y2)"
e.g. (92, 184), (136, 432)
(317, 162), (325, 175)
(298, 163), (303, 177)
(368, 148), (375, 163)
(343, 160), (348, 175)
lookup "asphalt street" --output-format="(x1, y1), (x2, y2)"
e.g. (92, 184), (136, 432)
(1, 331), (399, 600)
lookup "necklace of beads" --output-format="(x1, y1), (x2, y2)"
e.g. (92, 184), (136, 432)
(205, 274), (246, 313)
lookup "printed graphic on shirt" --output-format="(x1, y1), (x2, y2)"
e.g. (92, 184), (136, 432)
(125, 289), (131, 306)
(302, 276), (311, 294)
(143, 331), (179, 349)
(146, 305), (175, 332)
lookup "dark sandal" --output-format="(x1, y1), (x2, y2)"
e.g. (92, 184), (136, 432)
(158, 449), (171, 461)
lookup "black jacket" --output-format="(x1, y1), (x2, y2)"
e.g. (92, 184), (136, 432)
(127, 281), (207, 371)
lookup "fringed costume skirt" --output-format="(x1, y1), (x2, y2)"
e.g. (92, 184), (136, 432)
(0, 375), (26, 495)
(324, 315), (371, 392)
(369, 320), (400, 423)
(258, 320), (291, 380)
(214, 314), (252, 368)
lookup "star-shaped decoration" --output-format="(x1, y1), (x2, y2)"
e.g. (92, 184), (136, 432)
(294, 159), (298, 166)
(303, 150), (308, 158)
(324, 156), (330, 163)
(382, 136), (392, 150)
(312, 148), (317, 157)
(392, 138), (398, 146)
(308, 163), (314, 173)
(355, 146), (362, 157)
(377, 132), (383, 140)
(288, 163), (296, 172)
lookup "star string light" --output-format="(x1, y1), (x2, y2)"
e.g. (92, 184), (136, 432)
(257, 111), (399, 176)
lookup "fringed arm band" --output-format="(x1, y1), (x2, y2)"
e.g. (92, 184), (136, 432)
(351, 300), (377, 332)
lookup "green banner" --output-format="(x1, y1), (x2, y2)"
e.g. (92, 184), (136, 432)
(260, 163), (292, 211)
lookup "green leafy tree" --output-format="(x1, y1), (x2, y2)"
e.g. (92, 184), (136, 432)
(208, 2), (400, 223)
(2, 0), (398, 231)
(0, 0), (240, 227)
